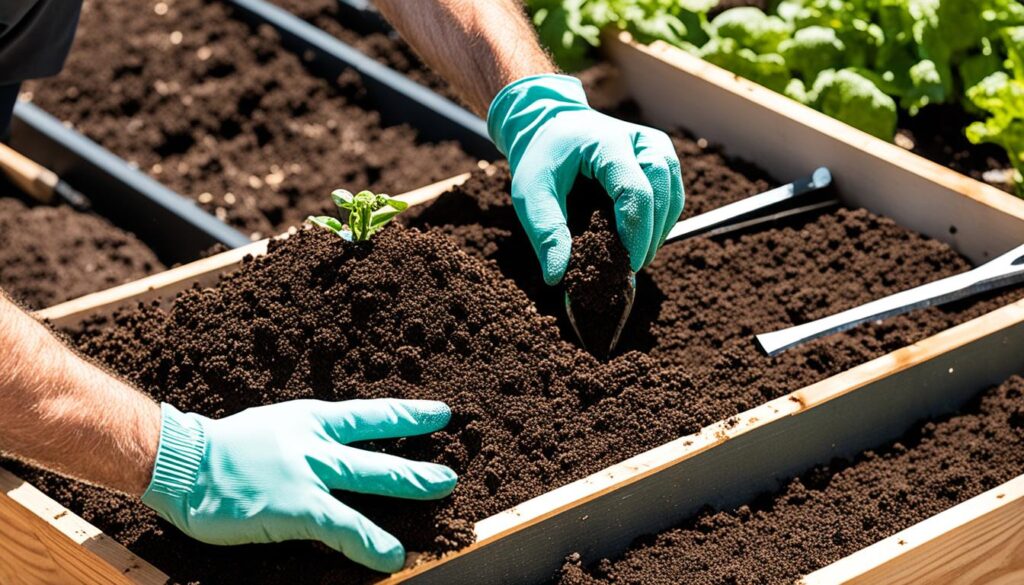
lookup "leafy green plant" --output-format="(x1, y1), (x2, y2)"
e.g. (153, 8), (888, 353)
(526, 0), (715, 71)
(525, 0), (1024, 194)
(307, 189), (409, 242)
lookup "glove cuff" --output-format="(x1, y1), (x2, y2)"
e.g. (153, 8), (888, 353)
(141, 403), (207, 516)
(486, 74), (589, 160)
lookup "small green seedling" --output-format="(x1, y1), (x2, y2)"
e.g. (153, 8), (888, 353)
(308, 189), (409, 242)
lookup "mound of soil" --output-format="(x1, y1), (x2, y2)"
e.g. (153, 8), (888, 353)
(0, 196), (163, 310)
(559, 375), (1024, 584)
(9, 129), (1019, 584)
(23, 0), (476, 238)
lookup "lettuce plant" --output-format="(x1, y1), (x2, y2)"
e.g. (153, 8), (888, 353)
(525, 0), (1024, 194)
(308, 189), (409, 242)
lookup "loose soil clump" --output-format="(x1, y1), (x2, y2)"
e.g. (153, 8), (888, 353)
(0, 195), (164, 310)
(559, 375), (1024, 585)
(24, 0), (476, 237)
(9, 130), (1020, 583)
(564, 207), (633, 357)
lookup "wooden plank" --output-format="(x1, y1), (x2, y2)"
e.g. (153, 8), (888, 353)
(800, 475), (1024, 585)
(603, 32), (1024, 265)
(0, 468), (167, 585)
(35, 173), (471, 325)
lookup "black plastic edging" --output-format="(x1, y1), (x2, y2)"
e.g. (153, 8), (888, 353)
(10, 102), (251, 266)
(222, 0), (498, 160)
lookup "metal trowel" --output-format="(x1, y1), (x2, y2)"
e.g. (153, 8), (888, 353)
(755, 242), (1024, 356)
(566, 167), (834, 357)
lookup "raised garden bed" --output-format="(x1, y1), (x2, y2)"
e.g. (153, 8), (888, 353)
(22, 0), (479, 238)
(559, 374), (1024, 584)
(0, 185), (164, 310)
(1, 115), (1021, 582)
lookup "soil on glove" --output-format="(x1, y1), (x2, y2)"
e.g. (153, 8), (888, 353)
(559, 376), (1024, 585)
(9, 130), (1020, 583)
(0, 195), (163, 310)
(23, 0), (476, 238)
(564, 206), (633, 357)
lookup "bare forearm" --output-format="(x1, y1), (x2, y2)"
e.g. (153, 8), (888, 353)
(375, 0), (555, 115)
(0, 295), (159, 495)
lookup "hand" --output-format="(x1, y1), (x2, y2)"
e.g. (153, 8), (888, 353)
(487, 74), (685, 285)
(141, 399), (457, 573)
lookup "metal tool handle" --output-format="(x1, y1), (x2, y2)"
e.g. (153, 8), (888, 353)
(756, 243), (1024, 357)
(666, 167), (832, 243)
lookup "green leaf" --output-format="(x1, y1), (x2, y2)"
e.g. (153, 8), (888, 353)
(710, 7), (794, 54)
(778, 26), (846, 81)
(331, 189), (355, 209)
(809, 68), (898, 140)
(307, 215), (345, 234)
(381, 196), (409, 211)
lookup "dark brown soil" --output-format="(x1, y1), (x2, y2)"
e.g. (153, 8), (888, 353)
(559, 375), (1024, 585)
(22, 0), (477, 238)
(268, 0), (464, 104)
(0, 195), (164, 310)
(10, 129), (1020, 583)
(564, 206), (633, 357)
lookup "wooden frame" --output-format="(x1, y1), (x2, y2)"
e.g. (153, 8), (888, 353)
(6, 39), (1024, 580)
(11, 178), (1024, 584)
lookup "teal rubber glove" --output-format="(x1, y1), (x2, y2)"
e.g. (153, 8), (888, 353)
(141, 399), (457, 573)
(487, 74), (685, 285)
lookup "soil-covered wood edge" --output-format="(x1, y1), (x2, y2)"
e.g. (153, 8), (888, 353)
(20, 196), (1024, 582)
(604, 31), (1024, 267)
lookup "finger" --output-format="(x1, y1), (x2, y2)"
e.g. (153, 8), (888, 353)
(307, 494), (406, 573)
(317, 444), (458, 500)
(660, 154), (685, 247)
(580, 134), (654, 273)
(509, 166), (573, 285)
(634, 131), (675, 266)
(318, 399), (451, 444)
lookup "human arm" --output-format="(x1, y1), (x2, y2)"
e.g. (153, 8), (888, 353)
(375, 0), (686, 284)
(0, 294), (457, 572)
(0, 293), (160, 494)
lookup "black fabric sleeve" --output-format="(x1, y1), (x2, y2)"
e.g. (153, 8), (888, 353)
(0, 0), (83, 85)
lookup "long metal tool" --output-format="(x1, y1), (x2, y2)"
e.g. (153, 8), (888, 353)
(756, 242), (1024, 357)
(665, 167), (833, 241)
(567, 166), (834, 357)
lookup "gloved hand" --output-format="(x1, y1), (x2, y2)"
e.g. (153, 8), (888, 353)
(488, 74), (685, 285)
(141, 399), (457, 573)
